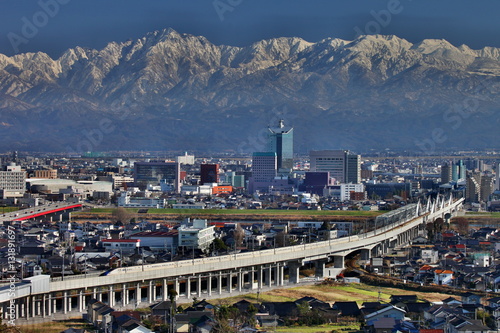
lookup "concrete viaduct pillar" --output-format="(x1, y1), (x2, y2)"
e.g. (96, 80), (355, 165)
(237, 270), (243, 292)
(208, 273), (212, 296)
(123, 283), (129, 305)
(333, 255), (344, 269)
(288, 261), (302, 284)
(227, 273), (232, 293)
(249, 268), (255, 290)
(361, 249), (371, 261)
(315, 259), (328, 278)
(63, 291), (68, 314)
(162, 279), (167, 302)
(258, 266), (264, 290)
(186, 277), (191, 298)
(266, 266), (272, 287)
(278, 263), (284, 286)
(174, 278), (180, 300)
(78, 290), (84, 312)
(136, 283), (141, 306)
(109, 285), (114, 308)
(197, 275), (202, 298)
(217, 272), (223, 295)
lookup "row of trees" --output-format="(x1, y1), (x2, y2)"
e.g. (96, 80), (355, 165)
(425, 217), (469, 241)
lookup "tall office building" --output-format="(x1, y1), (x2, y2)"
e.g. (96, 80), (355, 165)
(309, 150), (361, 184)
(0, 163), (26, 199)
(452, 160), (466, 182)
(134, 161), (180, 192)
(200, 164), (219, 184)
(268, 119), (293, 171)
(346, 153), (361, 184)
(466, 172), (481, 203)
(248, 152), (277, 193)
(481, 175), (494, 202)
(441, 163), (452, 184)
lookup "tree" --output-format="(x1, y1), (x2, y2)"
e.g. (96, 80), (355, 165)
(233, 224), (244, 248)
(425, 222), (435, 241)
(454, 217), (470, 236)
(168, 288), (177, 304)
(111, 207), (135, 225)
(276, 230), (288, 247)
(244, 303), (258, 327)
(167, 288), (178, 332)
(212, 238), (228, 252)
(433, 217), (445, 234)
(213, 303), (238, 333)
(319, 221), (331, 230)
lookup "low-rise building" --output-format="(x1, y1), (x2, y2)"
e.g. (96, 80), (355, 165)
(101, 239), (140, 254)
(129, 231), (178, 252)
(178, 219), (215, 252)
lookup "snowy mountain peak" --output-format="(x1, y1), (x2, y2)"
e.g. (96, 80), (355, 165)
(0, 30), (499, 152)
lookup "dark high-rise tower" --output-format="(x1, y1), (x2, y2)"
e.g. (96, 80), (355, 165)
(200, 164), (219, 184)
(268, 119), (293, 171)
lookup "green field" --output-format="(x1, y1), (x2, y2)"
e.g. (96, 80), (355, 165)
(78, 207), (383, 217)
(465, 212), (500, 218)
(1, 207), (18, 214)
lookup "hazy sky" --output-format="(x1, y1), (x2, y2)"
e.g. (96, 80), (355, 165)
(1, 0), (499, 58)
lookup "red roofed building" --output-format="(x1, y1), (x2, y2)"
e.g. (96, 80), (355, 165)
(419, 265), (433, 274)
(434, 269), (454, 286)
(441, 232), (455, 240)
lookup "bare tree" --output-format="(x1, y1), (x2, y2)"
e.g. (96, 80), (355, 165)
(276, 230), (288, 247)
(454, 217), (470, 236)
(233, 224), (244, 248)
(434, 217), (445, 234)
(111, 207), (135, 225)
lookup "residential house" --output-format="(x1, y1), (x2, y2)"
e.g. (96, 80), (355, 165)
(174, 311), (213, 333)
(150, 301), (174, 320)
(87, 299), (114, 332)
(361, 302), (387, 318)
(255, 313), (279, 328)
(447, 316), (491, 333)
(443, 297), (463, 307)
(461, 292), (482, 305)
(296, 296), (331, 310)
(403, 302), (431, 320)
(365, 317), (397, 333)
(390, 295), (418, 305)
(363, 304), (406, 322)
(260, 302), (299, 318)
(111, 311), (151, 333)
(332, 301), (361, 317)
(434, 269), (454, 286)
(484, 271), (500, 292)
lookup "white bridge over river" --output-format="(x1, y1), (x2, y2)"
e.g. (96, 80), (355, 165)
(0, 196), (463, 321)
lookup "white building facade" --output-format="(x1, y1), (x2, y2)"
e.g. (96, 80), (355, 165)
(178, 219), (215, 252)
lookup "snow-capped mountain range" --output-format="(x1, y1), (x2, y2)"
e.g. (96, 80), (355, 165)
(0, 28), (499, 153)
